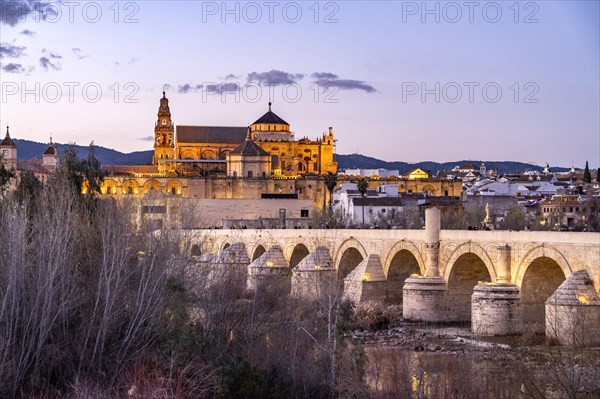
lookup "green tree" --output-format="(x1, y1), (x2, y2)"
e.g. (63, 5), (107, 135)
(14, 171), (42, 207)
(55, 144), (86, 195)
(583, 161), (591, 183)
(84, 142), (105, 195)
(323, 172), (338, 217)
(53, 143), (104, 198)
(0, 158), (15, 193)
(356, 178), (368, 228)
(500, 206), (526, 231)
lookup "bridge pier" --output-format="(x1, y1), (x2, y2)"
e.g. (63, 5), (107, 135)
(247, 245), (290, 293)
(403, 208), (449, 322)
(343, 254), (387, 304)
(291, 246), (336, 299)
(545, 270), (600, 346)
(472, 245), (521, 335)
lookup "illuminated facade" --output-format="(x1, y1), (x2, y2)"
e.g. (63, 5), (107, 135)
(151, 92), (337, 177)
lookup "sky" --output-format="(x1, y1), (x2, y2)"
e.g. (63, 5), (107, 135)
(0, 0), (598, 168)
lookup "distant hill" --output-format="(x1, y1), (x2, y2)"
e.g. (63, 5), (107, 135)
(335, 154), (570, 175)
(13, 139), (153, 166)
(12, 139), (569, 174)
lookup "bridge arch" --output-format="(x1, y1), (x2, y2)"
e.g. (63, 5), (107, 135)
(251, 244), (267, 262)
(443, 242), (497, 283)
(385, 248), (422, 304)
(514, 245), (571, 287)
(516, 246), (570, 332)
(334, 238), (368, 277)
(288, 243), (310, 268)
(383, 240), (425, 277)
(446, 252), (493, 322)
(191, 244), (202, 257)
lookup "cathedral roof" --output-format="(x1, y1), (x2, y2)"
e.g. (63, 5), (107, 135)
(230, 134), (269, 157)
(1, 126), (16, 147)
(252, 103), (289, 126)
(176, 126), (247, 144)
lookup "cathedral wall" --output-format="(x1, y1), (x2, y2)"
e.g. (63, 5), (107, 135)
(184, 198), (314, 228)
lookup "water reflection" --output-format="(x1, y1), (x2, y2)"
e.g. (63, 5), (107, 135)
(365, 346), (515, 399)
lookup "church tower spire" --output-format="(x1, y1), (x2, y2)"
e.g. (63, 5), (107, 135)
(153, 90), (176, 165)
(1, 125), (18, 170)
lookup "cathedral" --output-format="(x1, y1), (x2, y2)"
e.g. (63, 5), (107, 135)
(152, 92), (337, 178)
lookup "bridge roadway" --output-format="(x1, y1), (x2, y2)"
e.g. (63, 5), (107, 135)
(188, 209), (600, 340)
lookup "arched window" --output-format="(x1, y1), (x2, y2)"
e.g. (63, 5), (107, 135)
(271, 155), (279, 169)
(248, 170), (253, 178)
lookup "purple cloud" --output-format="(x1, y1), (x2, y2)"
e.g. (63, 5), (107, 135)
(0, 43), (26, 59)
(247, 70), (304, 85)
(39, 56), (61, 71)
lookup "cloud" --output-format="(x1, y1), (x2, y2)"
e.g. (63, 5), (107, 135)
(139, 136), (154, 142)
(311, 72), (338, 80)
(176, 82), (239, 95)
(72, 47), (89, 59)
(2, 62), (25, 73)
(0, 43), (26, 59)
(178, 83), (200, 94)
(0, 0), (58, 26)
(311, 72), (377, 93)
(128, 57), (139, 64)
(42, 48), (62, 59)
(205, 82), (240, 94)
(39, 56), (61, 71)
(247, 70), (304, 85)
(20, 29), (35, 36)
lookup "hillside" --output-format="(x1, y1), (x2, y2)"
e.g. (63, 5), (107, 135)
(13, 139), (153, 166)
(335, 154), (570, 175)
(12, 139), (570, 174)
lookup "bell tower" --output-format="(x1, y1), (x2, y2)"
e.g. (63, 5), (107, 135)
(153, 91), (175, 164)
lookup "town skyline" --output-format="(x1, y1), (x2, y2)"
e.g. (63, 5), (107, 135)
(1, 1), (598, 167)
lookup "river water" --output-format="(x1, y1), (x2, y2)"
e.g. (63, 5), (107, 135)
(356, 324), (600, 399)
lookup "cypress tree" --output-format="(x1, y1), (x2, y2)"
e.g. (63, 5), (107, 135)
(583, 161), (592, 183)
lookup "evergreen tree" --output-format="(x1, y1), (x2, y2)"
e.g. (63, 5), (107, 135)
(583, 161), (592, 183)
(357, 178), (368, 228)
(0, 158), (14, 193)
(15, 170), (42, 205)
(84, 142), (105, 195)
(54, 143), (105, 197)
(323, 172), (338, 215)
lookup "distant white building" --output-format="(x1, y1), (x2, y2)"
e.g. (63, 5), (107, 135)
(348, 197), (405, 226)
(334, 182), (403, 225)
(342, 168), (400, 178)
(467, 178), (559, 197)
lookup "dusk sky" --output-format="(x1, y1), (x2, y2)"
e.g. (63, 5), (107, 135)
(0, 0), (598, 167)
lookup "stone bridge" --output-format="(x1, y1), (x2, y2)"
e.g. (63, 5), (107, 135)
(189, 209), (600, 343)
